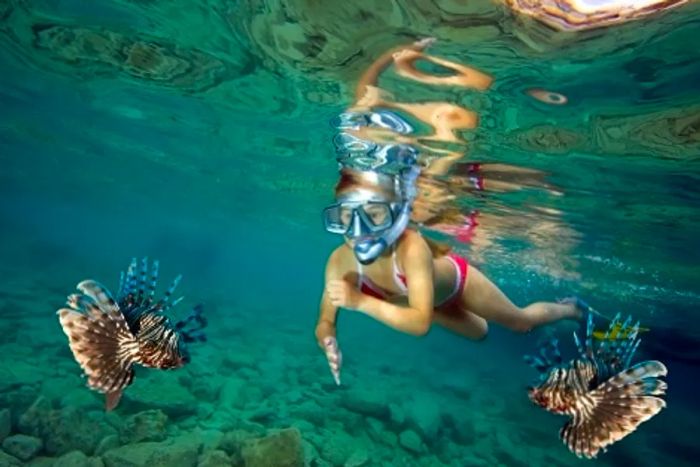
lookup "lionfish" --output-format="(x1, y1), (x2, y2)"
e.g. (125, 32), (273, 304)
(57, 258), (207, 411)
(525, 313), (668, 459)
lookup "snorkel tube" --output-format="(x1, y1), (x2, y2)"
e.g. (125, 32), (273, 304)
(353, 165), (421, 265)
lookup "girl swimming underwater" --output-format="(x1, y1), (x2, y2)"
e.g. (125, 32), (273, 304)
(315, 168), (584, 384)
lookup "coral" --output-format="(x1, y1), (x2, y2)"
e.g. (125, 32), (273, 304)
(18, 398), (115, 456)
(340, 388), (390, 419)
(402, 391), (443, 442)
(398, 429), (424, 454)
(241, 428), (303, 467)
(124, 374), (198, 418)
(53, 450), (90, 467)
(197, 449), (231, 467)
(119, 410), (168, 444)
(2, 434), (43, 461)
(0, 409), (10, 443)
(102, 436), (200, 467)
(95, 435), (119, 456)
(0, 359), (44, 393)
(316, 429), (357, 466)
(218, 429), (257, 459)
(344, 448), (370, 467)
(0, 450), (21, 466)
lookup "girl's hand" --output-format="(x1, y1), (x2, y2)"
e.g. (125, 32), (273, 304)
(322, 336), (342, 385)
(326, 279), (362, 310)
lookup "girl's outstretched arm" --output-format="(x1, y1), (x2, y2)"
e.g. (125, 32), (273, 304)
(326, 237), (435, 336)
(316, 249), (345, 385)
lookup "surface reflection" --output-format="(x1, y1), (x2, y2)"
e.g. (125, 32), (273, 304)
(333, 38), (579, 279)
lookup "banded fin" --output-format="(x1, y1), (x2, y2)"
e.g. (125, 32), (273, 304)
(137, 257), (149, 302)
(153, 274), (183, 312)
(76, 280), (119, 314)
(559, 360), (667, 459)
(57, 306), (140, 411)
(174, 304), (207, 343)
(524, 338), (561, 375)
(147, 260), (159, 305)
(120, 258), (139, 299)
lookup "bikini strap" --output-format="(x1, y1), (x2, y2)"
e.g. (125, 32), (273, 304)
(356, 257), (363, 288)
(391, 245), (399, 274)
(391, 244), (408, 292)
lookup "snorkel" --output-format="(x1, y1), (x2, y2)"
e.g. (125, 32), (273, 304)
(351, 165), (420, 265)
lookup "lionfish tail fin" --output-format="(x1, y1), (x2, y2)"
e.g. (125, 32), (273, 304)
(174, 304), (207, 343)
(559, 360), (668, 459)
(57, 289), (141, 410)
(105, 391), (124, 411)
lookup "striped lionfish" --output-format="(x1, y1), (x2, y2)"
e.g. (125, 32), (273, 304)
(57, 258), (207, 411)
(525, 313), (668, 459)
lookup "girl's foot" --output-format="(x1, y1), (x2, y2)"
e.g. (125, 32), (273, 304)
(558, 297), (610, 321)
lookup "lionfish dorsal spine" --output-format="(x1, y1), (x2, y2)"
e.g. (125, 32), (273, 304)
(147, 259), (160, 304)
(597, 313), (622, 355)
(154, 274), (182, 312)
(119, 258), (139, 301)
(584, 313), (594, 358)
(136, 257), (149, 302)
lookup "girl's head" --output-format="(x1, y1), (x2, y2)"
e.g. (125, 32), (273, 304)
(326, 167), (453, 259)
(322, 168), (408, 264)
(334, 168), (398, 202)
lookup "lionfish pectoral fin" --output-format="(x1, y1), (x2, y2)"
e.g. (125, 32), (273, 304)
(559, 360), (668, 459)
(105, 390), (124, 411)
(76, 280), (120, 313)
(57, 305), (140, 410)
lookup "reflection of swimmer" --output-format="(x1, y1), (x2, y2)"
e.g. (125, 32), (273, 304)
(315, 168), (585, 385)
(425, 210), (480, 244)
(351, 38), (491, 146)
(527, 88), (568, 105)
(392, 41), (493, 90)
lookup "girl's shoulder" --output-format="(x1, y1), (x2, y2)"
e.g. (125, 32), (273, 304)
(398, 228), (451, 259)
(327, 243), (355, 270)
(396, 229), (430, 254)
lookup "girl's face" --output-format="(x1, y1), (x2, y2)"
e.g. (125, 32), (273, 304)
(335, 187), (397, 247)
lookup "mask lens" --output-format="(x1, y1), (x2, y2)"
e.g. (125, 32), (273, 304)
(361, 202), (392, 229)
(323, 204), (349, 234)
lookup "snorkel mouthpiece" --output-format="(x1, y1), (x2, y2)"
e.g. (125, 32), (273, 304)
(354, 238), (388, 265)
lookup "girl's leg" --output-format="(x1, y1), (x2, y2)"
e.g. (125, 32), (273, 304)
(462, 266), (581, 333)
(433, 307), (488, 340)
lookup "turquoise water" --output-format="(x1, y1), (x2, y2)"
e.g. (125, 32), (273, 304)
(1, 1), (699, 466)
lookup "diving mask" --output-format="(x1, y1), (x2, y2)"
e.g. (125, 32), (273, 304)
(323, 166), (420, 264)
(323, 194), (398, 237)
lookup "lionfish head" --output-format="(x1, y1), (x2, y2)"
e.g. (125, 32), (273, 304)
(528, 368), (574, 414)
(138, 329), (190, 369)
(161, 334), (191, 367)
(528, 384), (550, 409)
